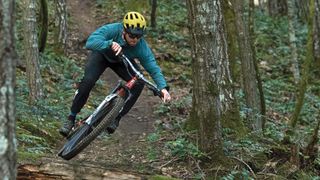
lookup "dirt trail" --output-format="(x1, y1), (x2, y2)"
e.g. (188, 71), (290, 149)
(18, 0), (161, 179)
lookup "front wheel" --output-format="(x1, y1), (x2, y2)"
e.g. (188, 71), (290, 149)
(58, 95), (125, 160)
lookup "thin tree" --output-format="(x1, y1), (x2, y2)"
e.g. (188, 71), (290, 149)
(187, 0), (236, 161)
(258, 0), (265, 12)
(150, 0), (157, 29)
(234, 0), (262, 131)
(0, 0), (17, 178)
(38, 0), (48, 52)
(287, 0), (300, 84)
(290, 0), (315, 129)
(249, 0), (266, 127)
(23, 0), (43, 103)
(314, 0), (320, 69)
(295, 0), (309, 21)
(286, 0), (315, 167)
(54, 0), (67, 54)
(268, 0), (288, 17)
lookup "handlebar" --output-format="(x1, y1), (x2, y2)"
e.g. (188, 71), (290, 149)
(119, 53), (163, 98)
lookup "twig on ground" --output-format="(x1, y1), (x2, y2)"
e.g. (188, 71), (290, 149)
(159, 157), (179, 168)
(231, 156), (257, 179)
(190, 156), (205, 180)
(256, 172), (287, 179)
(214, 165), (222, 180)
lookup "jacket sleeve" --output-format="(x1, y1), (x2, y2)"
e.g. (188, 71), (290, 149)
(138, 42), (168, 90)
(85, 24), (119, 51)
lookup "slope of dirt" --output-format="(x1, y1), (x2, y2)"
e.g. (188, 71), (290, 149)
(18, 0), (165, 179)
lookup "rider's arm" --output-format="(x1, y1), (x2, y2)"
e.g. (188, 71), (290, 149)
(137, 40), (169, 91)
(85, 23), (122, 51)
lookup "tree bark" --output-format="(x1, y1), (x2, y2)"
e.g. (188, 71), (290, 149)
(268, 0), (288, 17)
(287, 0), (300, 84)
(54, 0), (67, 54)
(150, 0), (157, 28)
(314, 0), (320, 69)
(258, 0), (265, 12)
(295, 0), (309, 21)
(290, 0), (315, 128)
(0, 0), (17, 178)
(38, 0), (48, 53)
(187, 0), (235, 161)
(221, 0), (247, 137)
(249, 0), (266, 128)
(234, 0), (262, 131)
(23, 0), (43, 104)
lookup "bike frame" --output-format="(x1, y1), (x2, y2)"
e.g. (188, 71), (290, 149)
(82, 53), (161, 127)
(59, 53), (163, 159)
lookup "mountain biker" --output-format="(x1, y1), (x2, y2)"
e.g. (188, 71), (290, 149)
(59, 11), (171, 137)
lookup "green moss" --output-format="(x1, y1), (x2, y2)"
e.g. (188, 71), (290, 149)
(184, 107), (200, 131)
(18, 150), (43, 162)
(221, 106), (248, 139)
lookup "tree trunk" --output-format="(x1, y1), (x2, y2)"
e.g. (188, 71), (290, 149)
(268, 0), (288, 17)
(23, 0), (43, 104)
(150, 0), (157, 28)
(187, 0), (234, 162)
(295, 0), (309, 21)
(54, 0), (67, 54)
(314, 0), (320, 70)
(38, 0), (48, 53)
(287, 0), (300, 84)
(258, 0), (265, 12)
(249, 0), (267, 128)
(0, 1), (17, 179)
(221, 0), (247, 137)
(290, 0), (315, 129)
(234, 0), (262, 131)
(222, 0), (239, 83)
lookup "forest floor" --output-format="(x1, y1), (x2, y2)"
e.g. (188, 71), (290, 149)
(17, 0), (176, 179)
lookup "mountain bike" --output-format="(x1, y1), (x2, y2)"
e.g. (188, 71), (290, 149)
(58, 53), (163, 160)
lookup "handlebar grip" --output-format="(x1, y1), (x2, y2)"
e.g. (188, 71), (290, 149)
(148, 86), (163, 98)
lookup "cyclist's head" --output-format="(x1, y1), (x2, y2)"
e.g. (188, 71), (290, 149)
(123, 11), (146, 36)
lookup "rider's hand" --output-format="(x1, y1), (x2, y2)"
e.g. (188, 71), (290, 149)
(111, 42), (122, 56)
(161, 89), (171, 103)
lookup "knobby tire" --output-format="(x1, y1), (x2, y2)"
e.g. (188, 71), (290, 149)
(59, 95), (125, 160)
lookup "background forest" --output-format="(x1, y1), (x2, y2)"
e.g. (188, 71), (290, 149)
(0, 0), (320, 179)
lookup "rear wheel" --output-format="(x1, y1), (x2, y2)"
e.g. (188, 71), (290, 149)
(58, 95), (125, 160)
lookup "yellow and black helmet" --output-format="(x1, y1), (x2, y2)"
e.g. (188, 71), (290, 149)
(123, 11), (146, 35)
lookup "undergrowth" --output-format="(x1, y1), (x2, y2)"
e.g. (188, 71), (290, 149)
(146, 7), (320, 180)
(15, 0), (320, 179)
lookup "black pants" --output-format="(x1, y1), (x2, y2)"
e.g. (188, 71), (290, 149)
(71, 51), (145, 118)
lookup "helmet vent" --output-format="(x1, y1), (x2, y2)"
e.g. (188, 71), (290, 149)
(123, 12), (146, 33)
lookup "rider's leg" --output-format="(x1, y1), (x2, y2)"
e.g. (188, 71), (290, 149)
(70, 52), (110, 114)
(59, 51), (109, 136)
(106, 60), (145, 133)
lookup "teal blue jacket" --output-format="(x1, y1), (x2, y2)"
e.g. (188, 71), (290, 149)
(86, 23), (168, 90)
